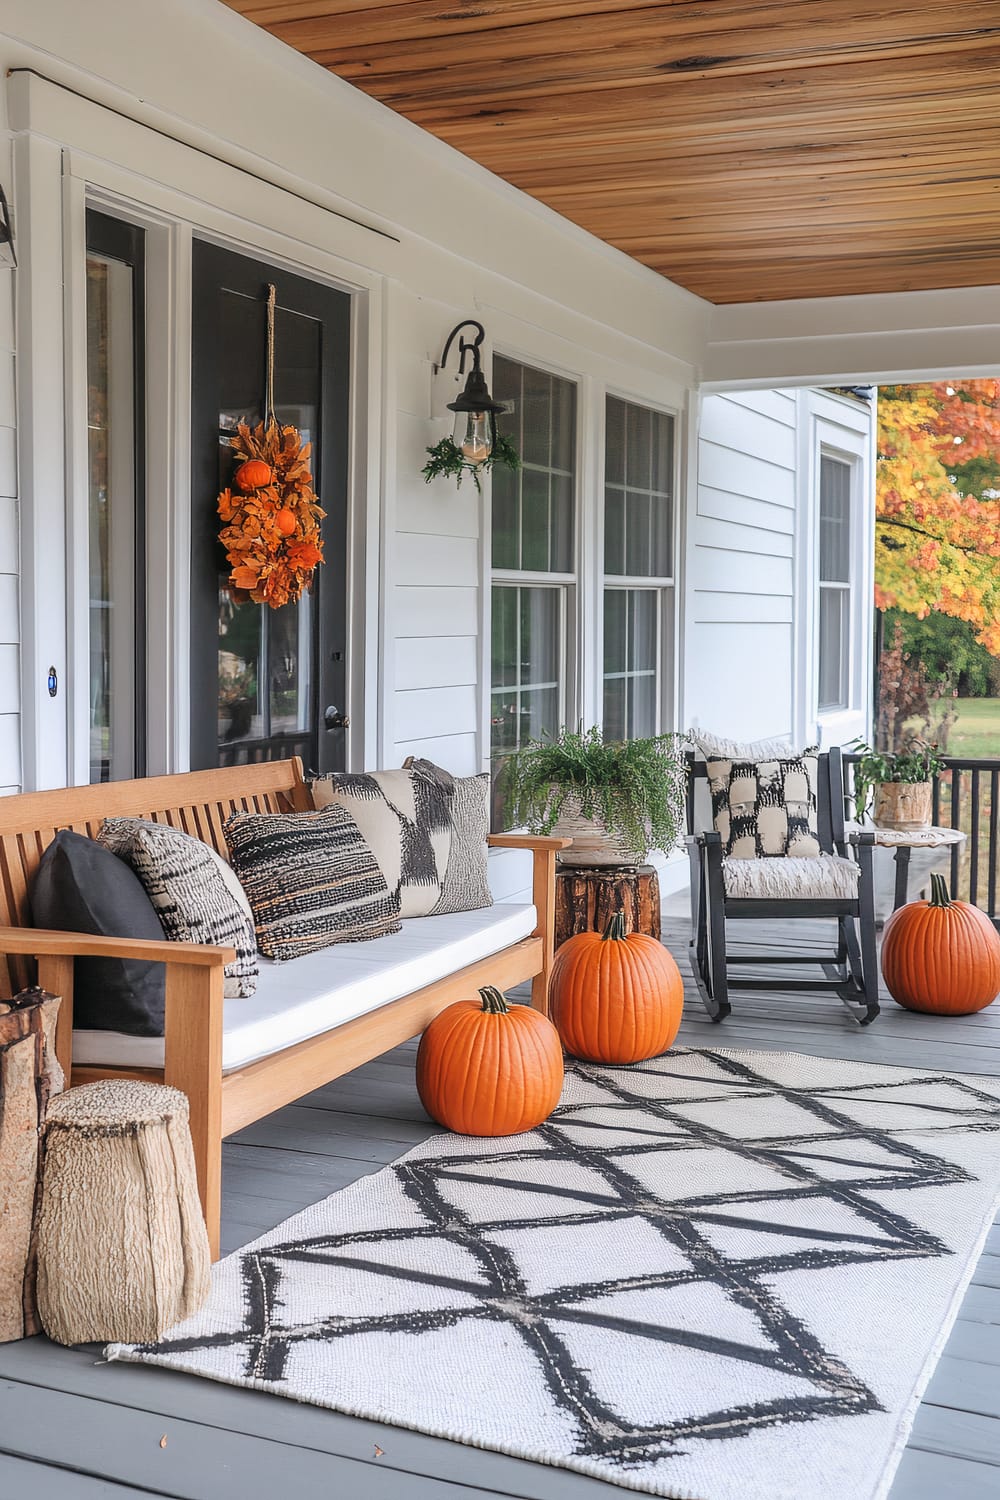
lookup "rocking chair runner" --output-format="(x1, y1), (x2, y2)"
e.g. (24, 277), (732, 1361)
(686, 747), (879, 1026)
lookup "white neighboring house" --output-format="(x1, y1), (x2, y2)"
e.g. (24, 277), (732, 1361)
(0, 1), (880, 911)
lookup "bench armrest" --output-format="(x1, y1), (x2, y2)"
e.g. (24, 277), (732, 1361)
(0, 927), (234, 1128)
(487, 833), (573, 851)
(0, 926), (236, 967)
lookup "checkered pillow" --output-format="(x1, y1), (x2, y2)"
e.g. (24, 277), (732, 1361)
(705, 754), (820, 859)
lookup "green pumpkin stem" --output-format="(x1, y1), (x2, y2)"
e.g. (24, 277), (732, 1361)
(929, 872), (953, 909)
(478, 985), (511, 1015)
(601, 910), (628, 942)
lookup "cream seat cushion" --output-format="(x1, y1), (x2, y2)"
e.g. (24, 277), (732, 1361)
(72, 902), (537, 1075)
(722, 854), (860, 901)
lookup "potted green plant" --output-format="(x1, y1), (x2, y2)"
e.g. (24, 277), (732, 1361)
(501, 726), (688, 866)
(849, 738), (946, 831)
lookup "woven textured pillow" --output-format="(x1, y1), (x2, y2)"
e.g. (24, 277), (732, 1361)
(98, 818), (258, 998)
(405, 758), (492, 916)
(310, 766), (453, 917)
(223, 803), (401, 961)
(706, 753), (821, 859)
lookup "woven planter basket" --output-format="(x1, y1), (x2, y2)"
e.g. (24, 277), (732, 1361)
(548, 792), (645, 868)
(873, 780), (933, 832)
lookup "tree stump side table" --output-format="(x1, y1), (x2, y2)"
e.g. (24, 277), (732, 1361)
(35, 1079), (211, 1346)
(554, 864), (661, 948)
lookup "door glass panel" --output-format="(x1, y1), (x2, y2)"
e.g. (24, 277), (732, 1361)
(86, 250), (137, 783)
(214, 296), (320, 764)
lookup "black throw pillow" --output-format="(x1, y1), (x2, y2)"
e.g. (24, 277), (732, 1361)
(29, 829), (169, 1036)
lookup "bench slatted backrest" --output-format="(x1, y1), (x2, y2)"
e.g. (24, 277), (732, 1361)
(0, 758), (311, 998)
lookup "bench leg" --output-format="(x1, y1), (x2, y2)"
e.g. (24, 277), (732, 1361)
(530, 846), (558, 1018)
(164, 962), (224, 1260)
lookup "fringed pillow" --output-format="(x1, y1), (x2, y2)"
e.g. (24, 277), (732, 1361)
(99, 818), (258, 997)
(706, 753), (821, 859)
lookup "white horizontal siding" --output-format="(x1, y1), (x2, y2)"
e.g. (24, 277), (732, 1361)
(698, 443), (795, 507)
(686, 390), (799, 743)
(392, 730), (479, 776)
(395, 533), (479, 587)
(721, 388), (797, 426)
(394, 585), (479, 639)
(692, 591), (793, 625)
(396, 636), (478, 691)
(394, 683), (478, 743)
(686, 622), (794, 744)
(698, 396), (797, 469)
(698, 485), (795, 535)
(690, 547), (792, 596)
(0, 267), (17, 790)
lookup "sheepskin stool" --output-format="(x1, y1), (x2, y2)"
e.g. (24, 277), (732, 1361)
(35, 1079), (210, 1346)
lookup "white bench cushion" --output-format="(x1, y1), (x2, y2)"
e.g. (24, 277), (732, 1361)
(72, 902), (537, 1075)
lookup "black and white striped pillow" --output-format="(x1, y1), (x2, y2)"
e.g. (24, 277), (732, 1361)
(223, 803), (401, 961)
(98, 818), (258, 997)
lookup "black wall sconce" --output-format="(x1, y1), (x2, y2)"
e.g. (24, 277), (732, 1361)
(438, 319), (506, 464)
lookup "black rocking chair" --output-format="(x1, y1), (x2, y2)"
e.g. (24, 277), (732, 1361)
(686, 747), (879, 1027)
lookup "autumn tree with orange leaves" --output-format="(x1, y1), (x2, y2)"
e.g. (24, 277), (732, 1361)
(876, 381), (1000, 654)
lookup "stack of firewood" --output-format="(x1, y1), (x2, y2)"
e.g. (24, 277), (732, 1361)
(0, 988), (63, 1341)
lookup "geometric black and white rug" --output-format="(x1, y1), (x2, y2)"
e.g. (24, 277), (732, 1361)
(108, 1048), (1000, 1500)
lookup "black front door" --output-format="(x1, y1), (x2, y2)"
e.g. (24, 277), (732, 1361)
(190, 241), (351, 772)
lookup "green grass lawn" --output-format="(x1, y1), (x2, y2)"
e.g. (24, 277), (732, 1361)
(941, 698), (1000, 758)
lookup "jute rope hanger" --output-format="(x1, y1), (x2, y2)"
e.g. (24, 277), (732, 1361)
(264, 282), (278, 431)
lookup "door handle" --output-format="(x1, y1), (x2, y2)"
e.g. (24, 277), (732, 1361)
(324, 705), (351, 730)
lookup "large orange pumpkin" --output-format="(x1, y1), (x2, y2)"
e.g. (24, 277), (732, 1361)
(882, 873), (1000, 1015)
(416, 985), (564, 1135)
(549, 911), (683, 1063)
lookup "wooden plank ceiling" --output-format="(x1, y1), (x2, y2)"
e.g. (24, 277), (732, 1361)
(222, 2), (1000, 304)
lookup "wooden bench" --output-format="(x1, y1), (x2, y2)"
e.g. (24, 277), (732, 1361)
(0, 759), (566, 1258)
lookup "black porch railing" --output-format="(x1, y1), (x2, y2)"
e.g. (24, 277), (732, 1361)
(844, 753), (1000, 924)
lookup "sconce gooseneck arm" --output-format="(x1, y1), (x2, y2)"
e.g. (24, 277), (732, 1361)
(440, 319), (486, 377)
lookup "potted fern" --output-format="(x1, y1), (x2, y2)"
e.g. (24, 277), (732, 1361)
(849, 738), (945, 831)
(501, 726), (688, 866)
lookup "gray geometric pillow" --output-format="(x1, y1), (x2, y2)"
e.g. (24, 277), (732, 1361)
(706, 754), (821, 860)
(98, 818), (258, 997)
(223, 803), (401, 961)
(407, 760), (492, 916)
(310, 766), (452, 917)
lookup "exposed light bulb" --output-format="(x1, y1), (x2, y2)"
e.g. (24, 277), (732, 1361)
(458, 411), (491, 464)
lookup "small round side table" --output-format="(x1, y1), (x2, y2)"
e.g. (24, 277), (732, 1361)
(866, 826), (966, 912)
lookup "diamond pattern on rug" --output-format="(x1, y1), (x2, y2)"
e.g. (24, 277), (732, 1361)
(110, 1048), (1000, 1500)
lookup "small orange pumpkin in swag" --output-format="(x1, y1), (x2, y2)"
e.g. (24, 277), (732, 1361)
(881, 873), (1000, 1015)
(549, 912), (683, 1063)
(417, 986), (563, 1135)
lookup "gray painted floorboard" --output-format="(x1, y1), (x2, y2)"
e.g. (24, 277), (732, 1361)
(2, 901), (997, 1497)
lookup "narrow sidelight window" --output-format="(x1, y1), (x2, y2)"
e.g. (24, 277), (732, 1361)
(85, 210), (145, 782)
(817, 453), (852, 713)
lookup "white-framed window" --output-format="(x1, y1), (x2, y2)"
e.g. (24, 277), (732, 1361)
(490, 355), (577, 755)
(817, 451), (853, 714)
(603, 395), (674, 737)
